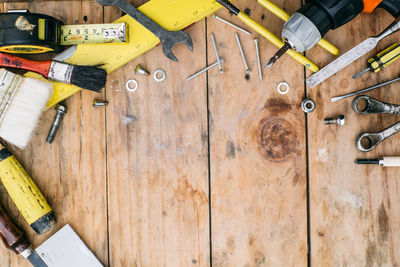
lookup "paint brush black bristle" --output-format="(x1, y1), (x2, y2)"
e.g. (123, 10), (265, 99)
(70, 65), (107, 92)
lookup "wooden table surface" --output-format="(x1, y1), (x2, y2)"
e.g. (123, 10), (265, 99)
(1, 0), (400, 266)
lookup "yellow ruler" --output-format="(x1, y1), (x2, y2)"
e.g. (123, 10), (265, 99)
(25, 0), (224, 109)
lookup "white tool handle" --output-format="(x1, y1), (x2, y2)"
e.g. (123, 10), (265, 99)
(382, 157), (400, 167)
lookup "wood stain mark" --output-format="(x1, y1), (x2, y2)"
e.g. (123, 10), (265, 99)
(366, 241), (377, 267)
(378, 202), (389, 243)
(244, 8), (252, 16)
(340, 78), (349, 89)
(174, 178), (208, 204)
(254, 251), (266, 266)
(264, 98), (291, 114)
(226, 141), (236, 159)
(257, 116), (297, 162)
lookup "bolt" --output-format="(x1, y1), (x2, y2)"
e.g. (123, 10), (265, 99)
(324, 114), (345, 126)
(254, 39), (262, 81)
(235, 33), (250, 74)
(46, 103), (67, 144)
(211, 33), (223, 73)
(186, 58), (224, 81)
(135, 64), (150, 76)
(93, 99), (108, 107)
(213, 14), (251, 35)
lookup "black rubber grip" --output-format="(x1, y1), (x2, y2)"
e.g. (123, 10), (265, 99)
(299, 0), (364, 37)
(215, 0), (240, 16)
(378, 0), (400, 18)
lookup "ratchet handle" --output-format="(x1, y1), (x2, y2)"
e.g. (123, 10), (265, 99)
(352, 95), (400, 114)
(357, 121), (400, 152)
(0, 202), (30, 254)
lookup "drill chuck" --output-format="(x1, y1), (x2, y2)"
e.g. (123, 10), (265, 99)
(282, 0), (364, 52)
(282, 13), (321, 52)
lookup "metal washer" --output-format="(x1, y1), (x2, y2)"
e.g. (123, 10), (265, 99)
(301, 98), (316, 113)
(126, 79), (138, 92)
(277, 82), (290, 95)
(154, 69), (166, 82)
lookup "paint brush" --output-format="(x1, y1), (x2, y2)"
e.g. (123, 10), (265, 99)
(0, 52), (106, 92)
(0, 69), (53, 148)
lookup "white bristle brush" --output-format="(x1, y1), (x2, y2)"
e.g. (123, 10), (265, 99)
(0, 69), (53, 148)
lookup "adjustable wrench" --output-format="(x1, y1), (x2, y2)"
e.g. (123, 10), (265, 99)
(97, 0), (193, 62)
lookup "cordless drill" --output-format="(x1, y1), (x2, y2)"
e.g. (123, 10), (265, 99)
(266, 0), (400, 68)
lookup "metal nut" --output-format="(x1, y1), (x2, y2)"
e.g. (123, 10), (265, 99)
(301, 98), (315, 113)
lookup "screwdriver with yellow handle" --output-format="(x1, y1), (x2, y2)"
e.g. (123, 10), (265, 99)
(353, 43), (400, 79)
(256, 0), (339, 56)
(214, 0), (319, 72)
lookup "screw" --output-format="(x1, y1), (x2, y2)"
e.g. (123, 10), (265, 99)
(93, 99), (108, 107)
(235, 33), (250, 74)
(186, 58), (224, 81)
(135, 64), (150, 76)
(213, 14), (251, 35)
(324, 114), (345, 126)
(254, 39), (262, 81)
(46, 103), (67, 144)
(211, 33), (223, 73)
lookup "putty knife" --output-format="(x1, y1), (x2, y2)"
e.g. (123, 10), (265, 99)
(0, 203), (103, 267)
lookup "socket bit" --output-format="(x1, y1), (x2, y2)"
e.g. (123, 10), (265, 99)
(46, 103), (67, 144)
(93, 99), (109, 107)
(324, 115), (345, 126)
(135, 64), (150, 75)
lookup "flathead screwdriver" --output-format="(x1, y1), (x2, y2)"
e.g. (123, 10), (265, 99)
(353, 43), (400, 79)
(355, 157), (400, 167)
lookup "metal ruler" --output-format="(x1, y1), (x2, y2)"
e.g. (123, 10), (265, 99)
(23, 0), (225, 108)
(59, 23), (126, 45)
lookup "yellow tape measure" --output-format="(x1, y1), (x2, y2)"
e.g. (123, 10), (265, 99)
(0, 12), (127, 54)
(23, 0), (225, 108)
(59, 23), (127, 45)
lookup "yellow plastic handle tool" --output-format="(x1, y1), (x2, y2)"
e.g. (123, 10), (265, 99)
(237, 12), (319, 72)
(368, 43), (400, 72)
(256, 0), (339, 56)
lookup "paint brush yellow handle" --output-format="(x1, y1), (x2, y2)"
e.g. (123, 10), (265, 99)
(237, 12), (319, 72)
(256, 0), (339, 56)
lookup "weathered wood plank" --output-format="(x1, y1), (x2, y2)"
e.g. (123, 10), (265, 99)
(0, 1), (108, 267)
(104, 2), (211, 266)
(308, 9), (400, 266)
(208, 0), (308, 266)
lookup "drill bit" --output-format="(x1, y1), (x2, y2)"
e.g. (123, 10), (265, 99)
(264, 43), (291, 69)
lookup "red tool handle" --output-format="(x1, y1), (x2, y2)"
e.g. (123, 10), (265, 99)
(0, 202), (30, 254)
(363, 0), (400, 17)
(0, 52), (52, 79)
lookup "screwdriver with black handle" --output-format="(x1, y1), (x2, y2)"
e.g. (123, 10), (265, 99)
(353, 43), (400, 79)
(355, 157), (400, 167)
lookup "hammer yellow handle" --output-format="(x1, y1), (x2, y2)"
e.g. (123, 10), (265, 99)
(256, 0), (339, 56)
(237, 12), (319, 72)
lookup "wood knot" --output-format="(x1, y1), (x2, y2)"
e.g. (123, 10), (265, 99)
(257, 116), (297, 162)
